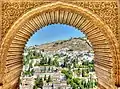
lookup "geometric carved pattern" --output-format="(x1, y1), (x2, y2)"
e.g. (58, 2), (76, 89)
(1, 1), (118, 41)
(0, 1), (119, 89)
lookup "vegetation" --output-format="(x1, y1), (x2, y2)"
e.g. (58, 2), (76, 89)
(33, 76), (43, 89)
(22, 46), (97, 89)
(61, 69), (97, 89)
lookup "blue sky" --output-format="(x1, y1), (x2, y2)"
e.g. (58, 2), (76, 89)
(26, 24), (85, 47)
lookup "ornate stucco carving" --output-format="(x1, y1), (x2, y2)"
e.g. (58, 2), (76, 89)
(1, 1), (118, 40)
(0, 1), (119, 89)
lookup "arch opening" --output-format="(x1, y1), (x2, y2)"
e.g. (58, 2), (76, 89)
(20, 23), (97, 89)
(0, 2), (119, 89)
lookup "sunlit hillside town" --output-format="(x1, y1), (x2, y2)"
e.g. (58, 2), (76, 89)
(19, 38), (97, 89)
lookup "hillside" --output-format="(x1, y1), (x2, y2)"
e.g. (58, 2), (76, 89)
(29, 37), (92, 51)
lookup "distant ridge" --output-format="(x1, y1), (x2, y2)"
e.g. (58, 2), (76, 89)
(29, 37), (92, 51)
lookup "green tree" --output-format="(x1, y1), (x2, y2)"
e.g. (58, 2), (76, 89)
(47, 75), (52, 83)
(48, 58), (52, 65)
(48, 67), (51, 72)
(34, 76), (43, 89)
(53, 59), (59, 67)
(44, 75), (46, 81)
(82, 69), (85, 77)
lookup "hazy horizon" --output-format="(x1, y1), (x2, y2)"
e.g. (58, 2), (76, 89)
(27, 36), (86, 47)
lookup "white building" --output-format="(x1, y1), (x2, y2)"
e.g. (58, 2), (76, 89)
(20, 77), (34, 89)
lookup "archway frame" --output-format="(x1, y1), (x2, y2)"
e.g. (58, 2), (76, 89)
(0, 1), (119, 89)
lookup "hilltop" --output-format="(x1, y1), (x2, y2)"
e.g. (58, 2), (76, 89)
(28, 37), (92, 51)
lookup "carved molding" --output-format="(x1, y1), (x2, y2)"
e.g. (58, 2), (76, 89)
(0, 2), (119, 89)
(0, 0), (119, 89)
(1, 1), (118, 40)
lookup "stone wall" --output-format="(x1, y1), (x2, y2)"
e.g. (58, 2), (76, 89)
(0, 0), (120, 89)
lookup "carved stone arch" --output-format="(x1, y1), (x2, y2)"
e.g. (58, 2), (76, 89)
(0, 1), (119, 89)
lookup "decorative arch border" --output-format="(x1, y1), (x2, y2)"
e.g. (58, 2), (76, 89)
(0, 1), (119, 89)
